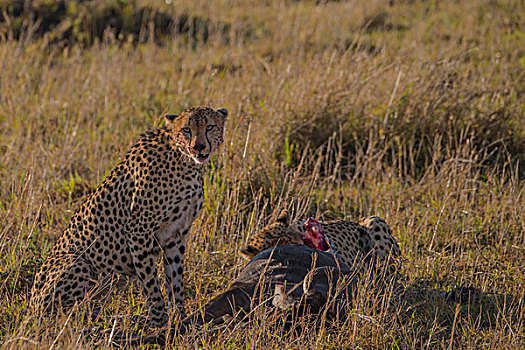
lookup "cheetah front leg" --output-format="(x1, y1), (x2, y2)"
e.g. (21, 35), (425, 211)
(125, 218), (168, 328)
(161, 231), (187, 317)
(159, 197), (202, 318)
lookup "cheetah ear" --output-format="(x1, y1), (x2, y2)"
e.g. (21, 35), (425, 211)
(238, 245), (257, 260)
(216, 108), (228, 118)
(165, 114), (177, 122)
(276, 210), (290, 225)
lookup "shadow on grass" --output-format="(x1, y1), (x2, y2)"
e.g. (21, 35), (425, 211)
(396, 280), (524, 344)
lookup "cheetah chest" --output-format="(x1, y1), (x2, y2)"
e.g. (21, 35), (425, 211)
(155, 180), (204, 246)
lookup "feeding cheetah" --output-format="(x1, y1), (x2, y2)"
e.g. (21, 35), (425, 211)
(239, 211), (401, 276)
(30, 106), (228, 327)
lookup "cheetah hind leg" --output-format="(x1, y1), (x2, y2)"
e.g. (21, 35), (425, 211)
(39, 257), (127, 322)
(31, 257), (96, 318)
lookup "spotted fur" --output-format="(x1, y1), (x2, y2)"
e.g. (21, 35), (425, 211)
(239, 211), (401, 275)
(30, 106), (228, 327)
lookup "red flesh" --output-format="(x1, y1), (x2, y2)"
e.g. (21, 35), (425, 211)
(302, 218), (329, 251)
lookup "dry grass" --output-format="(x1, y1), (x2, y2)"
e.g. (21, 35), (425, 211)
(1, 0), (525, 348)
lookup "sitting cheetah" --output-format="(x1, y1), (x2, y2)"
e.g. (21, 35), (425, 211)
(239, 211), (401, 276)
(30, 106), (228, 327)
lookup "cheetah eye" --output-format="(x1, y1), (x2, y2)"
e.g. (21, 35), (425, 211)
(181, 127), (191, 134)
(206, 125), (215, 131)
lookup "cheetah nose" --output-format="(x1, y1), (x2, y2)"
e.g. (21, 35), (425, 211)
(193, 143), (205, 152)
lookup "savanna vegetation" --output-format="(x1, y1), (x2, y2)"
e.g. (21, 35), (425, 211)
(0, 0), (524, 348)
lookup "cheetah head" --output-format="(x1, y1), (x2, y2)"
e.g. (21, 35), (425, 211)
(238, 210), (303, 261)
(165, 106), (228, 164)
(239, 211), (331, 261)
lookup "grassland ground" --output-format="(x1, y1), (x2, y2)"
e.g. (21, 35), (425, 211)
(0, 0), (524, 348)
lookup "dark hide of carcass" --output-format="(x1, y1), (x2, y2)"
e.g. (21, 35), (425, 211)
(110, 245), (357, 346)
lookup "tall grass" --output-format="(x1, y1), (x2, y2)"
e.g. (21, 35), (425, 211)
(1, 0), (524, 348)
